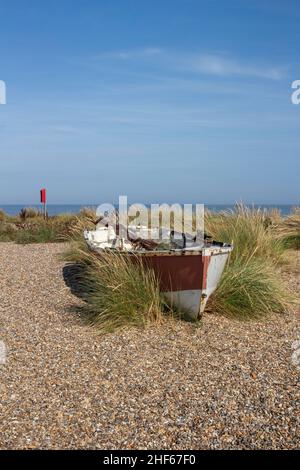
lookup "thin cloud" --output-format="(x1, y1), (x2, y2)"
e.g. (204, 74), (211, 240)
(92, 48), (285, 80)
(94, 47), (164, 61)
(189, 53), (285, 80)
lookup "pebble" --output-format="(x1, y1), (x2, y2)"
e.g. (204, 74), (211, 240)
(0, 243), (299, 449)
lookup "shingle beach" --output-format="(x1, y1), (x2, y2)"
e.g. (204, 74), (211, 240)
(0, 243), (299, 449)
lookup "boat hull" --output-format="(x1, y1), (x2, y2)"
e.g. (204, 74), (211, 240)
(84, 228), (232, 320)
(135, 247), (231, 320)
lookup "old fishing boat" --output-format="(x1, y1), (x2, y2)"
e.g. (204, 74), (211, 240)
(84, 224), (232, 320)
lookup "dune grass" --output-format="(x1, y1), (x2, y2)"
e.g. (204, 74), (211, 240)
(275, 207), (300, 249)
(63, 243), (164, 332)
(82, 252), (163, 332)
(0, 209), (6, 222)
(14, 225), (59, 244)
(205, 203), (285, 264)
(0, 207), (98, 244)
(62, 217), (165, 332)
(61, 204), (295, 330)
(0, 204), (296, 326)
(205, 204), (293, 318)
(19, 207), (41, 220)
(208, 258), (290, 319)
(65, 203), (295, 327)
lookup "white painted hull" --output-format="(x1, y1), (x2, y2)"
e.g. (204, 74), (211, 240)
(163, 250), (230, 320)
(84, 227), (232, 320)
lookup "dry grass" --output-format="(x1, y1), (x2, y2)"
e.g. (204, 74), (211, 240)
(208, 258), (290, 319)
(275, 207), (300, 249)
(0, 207), (98, 244)
(206, 204), (294, 318)
(63, 203), (296, 325)
(0, 209), (6, 222)
(19, 207), (41, 220)
(62, 215), (165, 333)
(1, 204), (297, 324)
(205, 203), (285, 264)
(64, 245), (164, 333)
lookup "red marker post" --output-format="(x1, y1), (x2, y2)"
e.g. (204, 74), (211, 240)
(40, 188), (47, 219)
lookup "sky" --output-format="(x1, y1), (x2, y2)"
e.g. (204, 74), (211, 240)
(0, 0), (299, 205)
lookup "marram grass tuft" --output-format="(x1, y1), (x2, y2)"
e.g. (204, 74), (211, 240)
(207, 257), (291, 319)
(205, 203), (285, 265)
(275, 207), (300, 249)
(206, 204), (293, 319)
(68, 249), (164, 333)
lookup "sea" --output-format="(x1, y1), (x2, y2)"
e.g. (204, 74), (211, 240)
(0, 204), (297, 217)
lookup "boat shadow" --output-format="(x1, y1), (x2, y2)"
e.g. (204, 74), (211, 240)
(62, 263), (87, 300)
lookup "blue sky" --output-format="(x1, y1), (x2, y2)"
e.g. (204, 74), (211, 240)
(0, 0), (299, 204)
